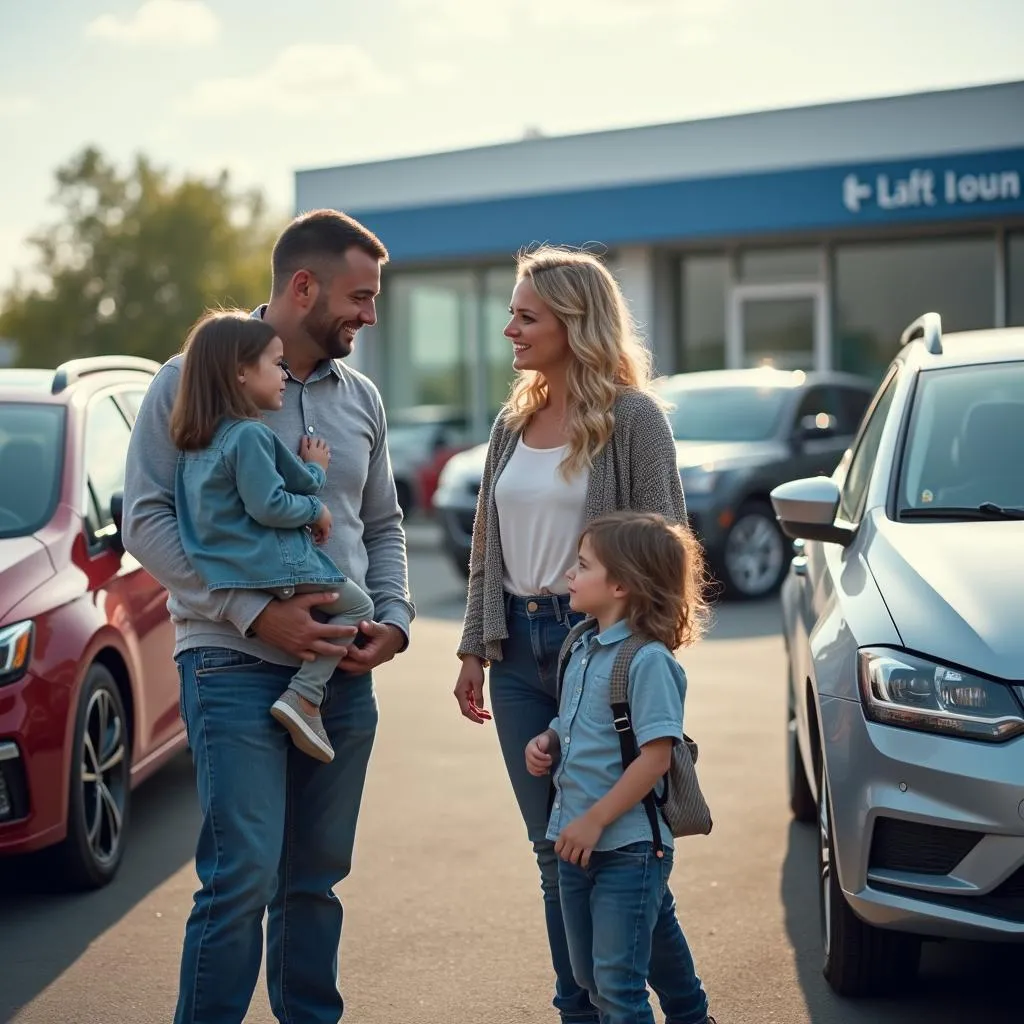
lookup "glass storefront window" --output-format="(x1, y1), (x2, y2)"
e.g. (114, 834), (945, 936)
(680, 254), (728, 371)
(482, 267), (517, 414)
(740, 247), (821, 283)
(387, 272), (474, 413)
(834, 236), (996, 380)
(1009, 232), (1024, 327)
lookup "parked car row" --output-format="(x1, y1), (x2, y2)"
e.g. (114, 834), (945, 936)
(772, 314), (1024, 997)
(386, 405), (474, 516)
(433, 367), (875, 598)
(0, 356), (183, 889)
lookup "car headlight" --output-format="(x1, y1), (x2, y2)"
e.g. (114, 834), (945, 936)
(0, 620), (33, 686)
(680, 466), (718, 496)
(858, 647), (1024, 742)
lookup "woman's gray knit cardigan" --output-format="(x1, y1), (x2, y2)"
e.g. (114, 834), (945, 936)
(456, 388), (687, 664)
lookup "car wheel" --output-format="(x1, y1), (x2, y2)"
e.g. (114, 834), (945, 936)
(721, 501), (787, 599)
(52, 664), (131, 890)
(818, 764), (920, 996)
(787, 686), (816, 823)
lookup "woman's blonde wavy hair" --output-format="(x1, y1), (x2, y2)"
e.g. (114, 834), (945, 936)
(503, 246), (657, 478)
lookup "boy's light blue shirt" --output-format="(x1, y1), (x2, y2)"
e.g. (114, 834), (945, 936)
(546, 620), (687, 852)
(176, 417), (346, 591)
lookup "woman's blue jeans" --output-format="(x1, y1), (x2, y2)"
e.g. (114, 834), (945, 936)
(488, 594), (708, 1023)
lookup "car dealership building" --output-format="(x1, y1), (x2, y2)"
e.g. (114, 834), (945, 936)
(295, 79), (1024, 439)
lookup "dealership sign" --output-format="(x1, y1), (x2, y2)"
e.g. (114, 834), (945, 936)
(346, 146), (1024, 261)
(843, 166), (1021, 214)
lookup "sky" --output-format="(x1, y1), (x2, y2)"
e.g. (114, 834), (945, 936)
(1, 0), (1023, 291)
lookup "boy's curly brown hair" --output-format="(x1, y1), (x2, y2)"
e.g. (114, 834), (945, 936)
(580, 511), (711, 650)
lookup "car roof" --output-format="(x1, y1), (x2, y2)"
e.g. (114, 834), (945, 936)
(0, 357), (161, 405)
(653, 367), (874, 392)
(899, 326), (1024, 372)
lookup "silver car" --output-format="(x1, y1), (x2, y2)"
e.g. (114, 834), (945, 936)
(772, 314), (1024, 998)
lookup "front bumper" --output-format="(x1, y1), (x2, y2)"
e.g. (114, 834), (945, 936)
(823, 693), (1024, 940)
(0, 669), (70, 854)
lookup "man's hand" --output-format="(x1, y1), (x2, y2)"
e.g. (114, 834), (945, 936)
(337, 620), (405, 673)
(252, 592), (358, 663)
(554, 813), (604, 867)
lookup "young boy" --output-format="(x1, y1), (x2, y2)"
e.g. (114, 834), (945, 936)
(525, 511), (716, 1024)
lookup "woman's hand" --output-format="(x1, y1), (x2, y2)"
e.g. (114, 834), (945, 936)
(454, 655), (491, 724)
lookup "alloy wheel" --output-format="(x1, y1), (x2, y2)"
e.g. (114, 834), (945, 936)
(724, 510), (786, 596)
(80, 686), (128, 867)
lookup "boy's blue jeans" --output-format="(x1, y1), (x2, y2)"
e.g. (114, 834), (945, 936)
(489, 594), (707, 1023)
(559, 844), (710, 1024)
(173, 647), (378, 1024)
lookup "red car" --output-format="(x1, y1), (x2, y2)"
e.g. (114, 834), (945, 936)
(0, 355), (183, 888)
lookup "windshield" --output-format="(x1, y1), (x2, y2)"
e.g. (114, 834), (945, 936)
(899, 362), (1024, 513)
(0, 404), (65, 538)
(659, 386), (790, 442)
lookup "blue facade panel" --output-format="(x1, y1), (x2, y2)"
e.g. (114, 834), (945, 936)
(350, 147), (1024, 262)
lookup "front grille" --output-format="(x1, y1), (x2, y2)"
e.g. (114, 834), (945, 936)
(0, 743), (30, 822)
(869, 817), (982, 875)
(873, 866), (1024, 924)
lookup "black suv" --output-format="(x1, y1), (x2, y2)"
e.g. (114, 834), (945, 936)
(433, 368), (875, 598)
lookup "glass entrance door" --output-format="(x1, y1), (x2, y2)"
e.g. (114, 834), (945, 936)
(727, 282), (828, 371)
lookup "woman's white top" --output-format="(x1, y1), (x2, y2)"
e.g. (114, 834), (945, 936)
(494, 440), (590, 597)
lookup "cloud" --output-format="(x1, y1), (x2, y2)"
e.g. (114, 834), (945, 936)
(179, 44), (401, 116)
(0, 95), (36, 117)
(86, 0), (220, 47)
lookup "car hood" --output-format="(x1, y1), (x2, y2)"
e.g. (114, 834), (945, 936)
(0, 535), (55, 623)
(866, 512), (1024, 680)
(674, 439), (784, 470)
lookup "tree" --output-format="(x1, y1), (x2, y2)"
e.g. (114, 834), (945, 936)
(0, 146), (283, 367)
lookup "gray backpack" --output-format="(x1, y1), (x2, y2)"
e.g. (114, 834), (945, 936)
(555, 618), (713, 853)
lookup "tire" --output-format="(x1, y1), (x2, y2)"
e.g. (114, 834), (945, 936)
(51, 664), (132, 890)
(818, 764), (920, 997)
(787, 685), (816, 823)
(720, 500), (788, 600)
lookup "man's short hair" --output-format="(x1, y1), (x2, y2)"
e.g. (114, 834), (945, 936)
(271, 209), (389, 296)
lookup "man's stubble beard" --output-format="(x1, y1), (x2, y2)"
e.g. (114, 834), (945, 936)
(303, 297), (352, 360)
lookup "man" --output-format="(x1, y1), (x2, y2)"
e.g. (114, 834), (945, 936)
(122, 209), (414, 1023)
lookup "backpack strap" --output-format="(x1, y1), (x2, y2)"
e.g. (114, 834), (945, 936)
(608, 634), (666, 858)
(555, 616), (598, 702)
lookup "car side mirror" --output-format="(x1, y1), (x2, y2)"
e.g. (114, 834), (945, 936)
(770, 477), (854, 547)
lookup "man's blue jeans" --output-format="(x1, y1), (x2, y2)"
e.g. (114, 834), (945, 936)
(173, 647), (378, 1024)
(489, 596), (706, 1023)
(559, 843), (710, 1024)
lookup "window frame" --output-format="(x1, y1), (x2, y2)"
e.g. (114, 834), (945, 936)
(81, 391), (134, 550)
(836, 366), (900, 527)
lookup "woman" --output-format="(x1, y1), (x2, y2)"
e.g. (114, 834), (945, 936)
(453, 247), (711, 1024)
